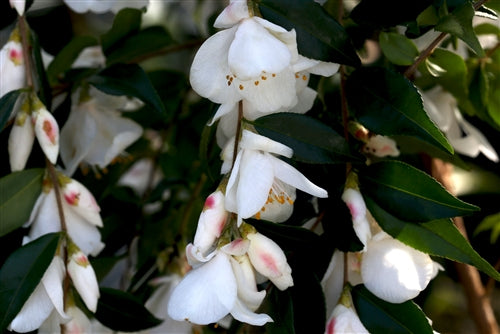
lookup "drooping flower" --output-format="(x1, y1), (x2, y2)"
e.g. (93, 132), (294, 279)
(67, 246), (100, 312)
(9, 256), (70, 333)
(341, 187), (371, 248)
(63, 0), (149, 14)
(60, 87), (143, 176)
(24, 175), (105, 257)
(325, 289), (369, 334)
(0, 27), (25, 98)
(222, 130), (327, 223)
(422, 86), (499, 162)
(190, 0), (339, 124)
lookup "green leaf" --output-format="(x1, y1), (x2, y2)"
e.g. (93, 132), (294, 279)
(0, 169), (44, 237)
(101, 8), (142, 55)
(88, 63), (166, 115)
(262, 289), (295, 334)
(346, 67), (453, 154)
(0, 89), (23, 134)
(379, 32), (419, 66)
(352, 285), (434, 334)
(435, 2), (485, 57)
(94, 288), (163, 332)
(350, 0), (434, 28)
(475, 212), (500, 244)
(257, 0), (360, 66)
(105, 26), (173, 65)
(30, 30), (52, 110)
(364, 197), (500, 281)
(358, 160), (479, 222)
(252, 112), (363, 164)
(0, 233), (61, 332)
(46, 35), (99, 84)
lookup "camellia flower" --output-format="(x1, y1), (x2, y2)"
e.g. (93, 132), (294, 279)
(422, 86), (499, 162)
(221, 130), (327, 223)
(9, 256), (70, 333)
(8, 94), (60, 171)
(190, 0), (339, 122)
(325, 288), (369, 334)
(63, 0), (149, 14)
(9, 0), (25, 16)
(24, 175), (105, 257)
(67, 246), (100, 312)
(60, 88), (143, 176)
(0, 27), (25, 99)
(39, 304), (92, 334)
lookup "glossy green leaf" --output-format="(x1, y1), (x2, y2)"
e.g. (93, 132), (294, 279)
(94, 288), (162, 332)
(46, 35), (99, 84)
(88, 63), (166, 115)
(0, 169), (44, 237)
(105, 26), (173, 65)
(421, 48), (468, 97)
(252, 112), (363, 164)
(0, 233), (61, 332)
(257, 0), (360, 66)
(30, 30), (52, 110)
(350, 0), (434, 28)
(359, 160), (479, 222)
(0, 89), (23, 134)
(101, 8), (142, 55)
(365, 197), (500, 281)
(379, 32), (419, 66)
(248, 219), (321, 250)
(435, 2), (485, 57)
(261, 289), (295, 334)
(352, 285), (434, 334)
(346, 67), (453, 153)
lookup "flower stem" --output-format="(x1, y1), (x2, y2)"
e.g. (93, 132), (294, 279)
(18, 17), (33, 89)
(232, 100), (244, 170)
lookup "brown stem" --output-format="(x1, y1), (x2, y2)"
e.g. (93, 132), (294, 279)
(232, 100), (244, 170)
(486, 257), (500, 295)
(18, 17), (33, 88)
(430, 158), (499, 334)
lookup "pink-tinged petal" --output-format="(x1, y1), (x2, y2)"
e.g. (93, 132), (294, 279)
(62, 179), (102, 227)
(8, 110), (35, 171)
(193, 191), (228, 253)
(230, 255), (266, 311)
(168, 252), (237, 325)
(214, 0), (249, 28)
(62, 306), (92, 334)
(231, 298), (273, 326)
(236, 150), (275, 219)
(189, 26), (241, 105)
(239, 130), (293, 158)
(363, 135), (400, 157)
(341, 188), (371, 247)
(34, 108), (60, 164)
(67, 251), (100, 312)
(326, 304), (369, 334)
(1, 39), (26, 97)
(271, 155), (328, 198)
(221, 238), (250, 256)
(246, 232), (293, 290)
(361, 232), (436, 303)
(228, 19), (291, 81)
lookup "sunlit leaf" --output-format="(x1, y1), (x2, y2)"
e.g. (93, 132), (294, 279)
(0, 169), (44, 237)
(346, 67), (453, 153)
(359, 161), (479, 222)
(365, 197), (500, 281)
(352, 285), (434, 334)
(0, 233), (61, 332)
(379, 32), (419, 66)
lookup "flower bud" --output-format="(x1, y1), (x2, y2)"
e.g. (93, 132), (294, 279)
(62, 178), (103, 227)
(8, 109), (34, 171)
(33, 107), (60, 164)
(67, 248), (100, 312)
(193, 191), (228, 253)
(0, 29), (25, 98)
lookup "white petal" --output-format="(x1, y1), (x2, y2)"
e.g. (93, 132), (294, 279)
(271, 156), (328, 198)
(214, 0), (249, 28)
(33, 108), (60, 164)
(210, 102), (237, 126)
(67, 252), (100, 312)
(9, 283), (55, 332)
(23, 191), (61, 245)
(228, 19), (291, 80)
(8, 111), (35, 171)
(230, 255), (266, 311)
(193, 191), (228, 253)
(341, 188), (371, 247)
(288, 86), (317, 115)
(190, 27), (241, 104)
(236, 150), (275, 219)
(224, 150), (243, 214)
(9, 0), (25, 16)
(168, 253), (237, 325)
(231, 298), (273, 326)
(257, 181), (296, 223)
(62, 179), (103, 227)
(362, 232), (435, 303)
(239, 129), (293, 157)
(321, 251), (345, 317)
(0, 40), (26, 98)
(221, 238), (250, 257)
(186, 243), (217, 268)
(41, 256), (68, 321)
(65, 208), (105, 256)
(326, 304), (369, 334)
(60, 306), (92, 334)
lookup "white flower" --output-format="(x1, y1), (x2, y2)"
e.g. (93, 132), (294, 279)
(60, 88), (143, 176)
(325, 303), (369, 334)
(24, 177), (105, 257)
(63, 0), (149, 14)
(67, 249), (100, 312)
(222, 130), (327, 223)
(39, 305), (92, 334)
(117, 158), (163, 197)
(9, 256), (70, 333)
(361, 231), (442, 303)
(341, 188), (372, 248)
(190, 0), (338, 121)
(422, 86), (498, 162)
(0, 29), (25, 98)
(9, 0), (25, 15)
(363, 134), (400, 157)
(8, 107), (34, 171)
(246, 231), (293, 291)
